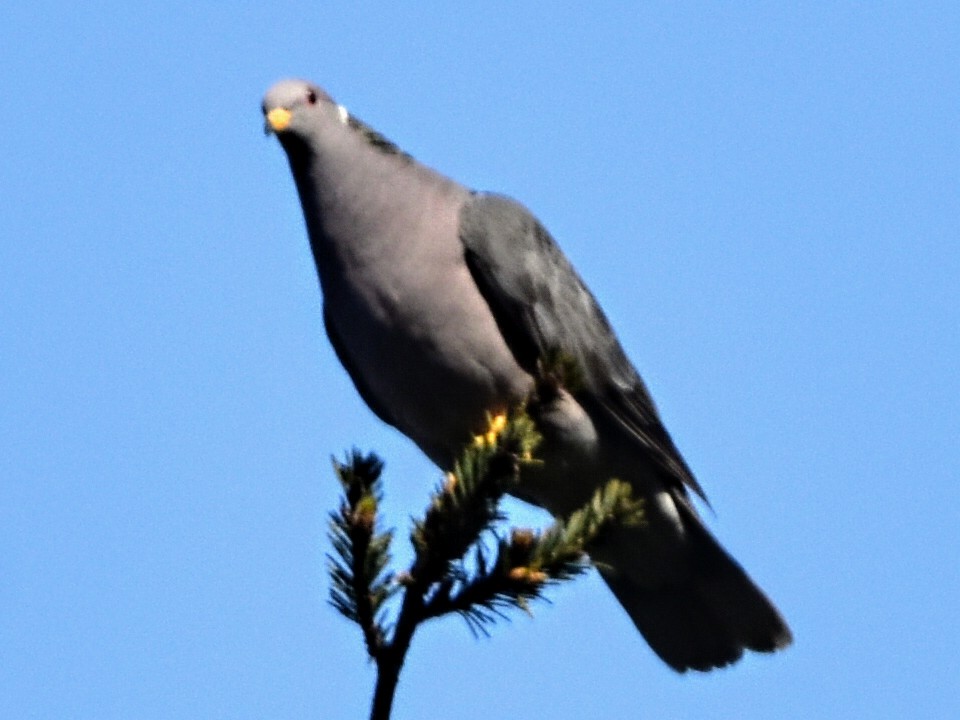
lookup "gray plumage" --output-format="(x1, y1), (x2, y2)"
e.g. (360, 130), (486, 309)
(262, 79), (792, 672)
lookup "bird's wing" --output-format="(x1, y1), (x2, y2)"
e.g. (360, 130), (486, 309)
(459, 192), (706, 500)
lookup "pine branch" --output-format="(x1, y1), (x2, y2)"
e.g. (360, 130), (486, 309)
(410, 410), (540, 582)
(325, 409), (645, 719)
(422, 479), (644, 632)
(327, 451), (395, 659)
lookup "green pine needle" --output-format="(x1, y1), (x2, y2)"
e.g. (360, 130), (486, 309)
(327, 451), (396, 655)
(325, 409), (645, 677)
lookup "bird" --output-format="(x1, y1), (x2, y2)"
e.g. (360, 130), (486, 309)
(262, 78), (792, 672)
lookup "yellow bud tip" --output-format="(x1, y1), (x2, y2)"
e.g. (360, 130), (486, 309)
(508, 567), (527, 581)
(266, 107), (292, 133)
(508, 567), (547, 584)
(490, 414), (508, 434)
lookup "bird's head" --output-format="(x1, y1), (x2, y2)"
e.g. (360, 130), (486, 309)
(262, 79), (349, 140)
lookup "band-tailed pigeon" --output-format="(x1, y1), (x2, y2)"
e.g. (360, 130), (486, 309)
(262, 78), (791, 672)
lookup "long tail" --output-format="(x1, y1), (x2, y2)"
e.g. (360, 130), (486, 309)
(597, 493), (792, 672)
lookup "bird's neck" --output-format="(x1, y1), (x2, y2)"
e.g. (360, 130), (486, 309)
(292, 125), (467, 285)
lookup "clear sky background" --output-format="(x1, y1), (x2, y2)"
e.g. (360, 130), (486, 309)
(2, 3), (958, 719)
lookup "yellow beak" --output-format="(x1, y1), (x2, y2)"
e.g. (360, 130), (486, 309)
(265, 107), (292, 134)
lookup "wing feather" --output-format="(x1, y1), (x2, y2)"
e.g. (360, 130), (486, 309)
(459, 192), (705, 500)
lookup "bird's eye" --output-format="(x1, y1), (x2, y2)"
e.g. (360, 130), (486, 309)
(306, 90), (318, 105)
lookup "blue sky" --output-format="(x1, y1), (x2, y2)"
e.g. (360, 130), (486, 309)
(2, 3), (958, 718)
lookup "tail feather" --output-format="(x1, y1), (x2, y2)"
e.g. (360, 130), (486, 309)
(602, 575), (743, 671)
(598, 494), (792, 672)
